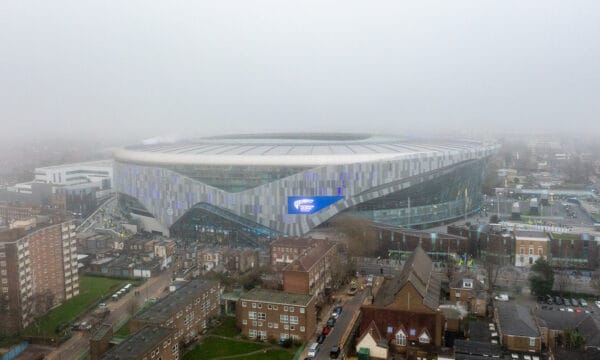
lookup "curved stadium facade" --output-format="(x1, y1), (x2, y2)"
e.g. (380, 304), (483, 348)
(113, 134), (496, 245)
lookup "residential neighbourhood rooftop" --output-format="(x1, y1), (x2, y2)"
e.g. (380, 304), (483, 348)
(239, 288), (313, 306)
(496, 302), (540, 338)
(100, 326), (173, 360)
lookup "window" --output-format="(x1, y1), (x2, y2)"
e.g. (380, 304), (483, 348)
(252, 320), (258, 326)
(249, 329), (257, 338)
(409, 329), (416, 336)
(258, 312), (266, 320)
(289, 307), (294, 312)
(248, 311), (256, 320)
(268, 304), (272, 310)
(529, 337), (536, 346)
(462, 280), (473, 288)
(272, 305), (278, 310)
(242, 301), (247, 307)
(300, 326), (305, 332)
(268, 322), (273, 328)
(258, 303), (262, 309)
(284, 306), (288, 312)
(290, 325), (295, 331)
(419, 331), (430, 344)
(280, 315), (288, 323)
(242, 320), (247, 325)
(395, 330), (406, 346)
(538, 248), (543, 256)
(284, 324), (289, 330)
(387, 326), (393, 334)
(520, 247), (524, 255)
(529, 247), (534, 255)
(252, 303), (257, 308)
(455, 291), (461, 298)
(290, 316), (299, 324)
(299, 307), (304, 314)
(273, 323), (279, 329)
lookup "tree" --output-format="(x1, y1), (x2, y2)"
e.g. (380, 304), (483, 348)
(529, 258), (554, 296)
(330, 215), (379, 257)
(564, 328), (585, 350)
(329, 254), (356, 289)
(555, 270), (572, 294)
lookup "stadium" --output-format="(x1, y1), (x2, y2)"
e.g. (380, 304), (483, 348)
(113, 133), (497, 246)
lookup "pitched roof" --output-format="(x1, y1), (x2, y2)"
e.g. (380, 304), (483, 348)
(373, 246), (440, 310)
(496, 302), (540, 338)
(286, 240), (335, 272)
(360, 306), (441, 343)
(356, 320), (389, 348)
(535, 309), (589, 330)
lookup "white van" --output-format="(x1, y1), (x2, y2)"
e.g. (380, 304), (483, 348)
(307, 342), (319, 357)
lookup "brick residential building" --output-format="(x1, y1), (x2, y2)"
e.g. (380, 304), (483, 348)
(495, 302), (541, 353)
(359, 246), (444, 359)
(0, 220), (78, 332)
(0, 203), (38, 226)
(449, 273), (487, 317)
(282, 240), (336, 296)
(100, 326), (178, 360)
(130, 279), (220, 345)
(514, 231), (549, 267)
(270, 237), (321, 267)
(236, 288), (316, 342)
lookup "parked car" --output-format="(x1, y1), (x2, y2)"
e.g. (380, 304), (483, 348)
(563, 298), (571, 306)
(327, 317), (336, 327)
(571, 298), (579, 306)
(347, 287), (357, 296)
(322, 326), (332, 335)
(317, 334), (326, 344)
(494, 294), (509, 301)
(307, 342), (319, 357)
(333, 306), (343, 316)
(555, 296), (563, 305)
(330, 345), (341, 359)
(579, 298), (588, 307)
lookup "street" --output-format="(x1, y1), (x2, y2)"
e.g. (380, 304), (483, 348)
(43, 269), (173, 360)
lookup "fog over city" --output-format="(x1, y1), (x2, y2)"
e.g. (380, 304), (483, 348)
(1, 1), (599, 143)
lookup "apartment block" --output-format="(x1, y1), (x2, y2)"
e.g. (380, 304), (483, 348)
(0, 220), (78, 332)
(236, 288), (316, 342)
(100, 326), (178, 360)
(130, 279), (220, 344)
(270, 237), (321, 267)
(282, 240), (337, 295)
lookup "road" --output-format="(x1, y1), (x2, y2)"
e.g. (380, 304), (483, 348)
(311, 290), (369, 360)
(43, 270), (173, 360)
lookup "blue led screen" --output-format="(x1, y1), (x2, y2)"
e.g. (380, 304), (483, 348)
(287, 196), (344, 214)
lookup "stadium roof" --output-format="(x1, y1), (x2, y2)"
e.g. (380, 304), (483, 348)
(114, 133), (495, 167)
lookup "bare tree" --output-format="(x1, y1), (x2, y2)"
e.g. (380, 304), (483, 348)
(329, 254), (356, 289)
(555, 270), (572, 294)
(330, 215), (379, 257)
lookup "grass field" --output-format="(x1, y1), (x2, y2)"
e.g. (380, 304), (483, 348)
(211, 317), (239, 338)
(183, 337), (268, 359)
(24, 276), (125, 338)
(235, 349), (293, 360)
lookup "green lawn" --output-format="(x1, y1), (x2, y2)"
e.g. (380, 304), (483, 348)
(24, 276), (125, 338)
(211, 317), (239, 338)
(236, 349), (293, 360)
(183, 337), (267, 359)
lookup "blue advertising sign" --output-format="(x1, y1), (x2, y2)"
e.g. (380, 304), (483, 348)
(287, 196), (344, 214)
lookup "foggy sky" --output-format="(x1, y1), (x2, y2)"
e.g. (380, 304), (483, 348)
(1, 1), (599, 143)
